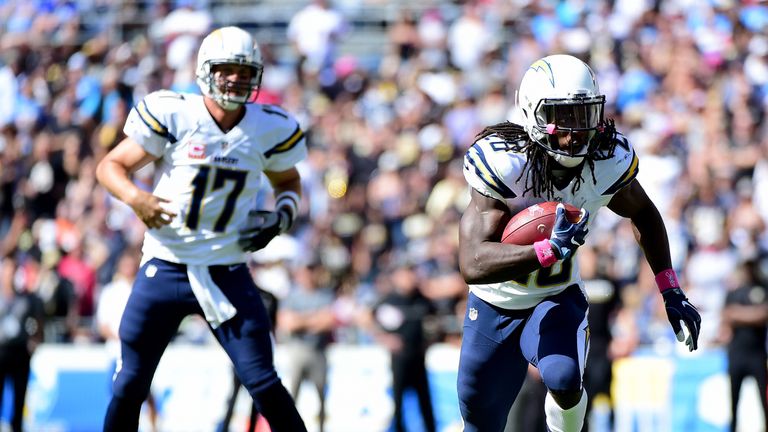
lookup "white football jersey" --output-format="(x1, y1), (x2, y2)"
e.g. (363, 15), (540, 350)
(463, 132), (639, 309)
(124, 90), (307, 265)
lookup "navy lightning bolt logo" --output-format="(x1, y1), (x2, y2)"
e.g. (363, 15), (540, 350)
(529, 59), (555, 86)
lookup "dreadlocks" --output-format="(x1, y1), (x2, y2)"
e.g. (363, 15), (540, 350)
(475, 120), (618, 200)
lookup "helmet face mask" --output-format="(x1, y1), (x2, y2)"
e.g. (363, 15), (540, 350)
(517, 55), (606, 167)
(196, 27), (264, 111)
(206, 62), (263, 108)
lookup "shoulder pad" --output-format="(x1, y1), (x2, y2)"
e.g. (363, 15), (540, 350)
(257, 105), (305, 159)
(596, 132), (639, 196)
(463, 135), (525, 200)
(134, 90), (186, 143)
(258, 104), (291, 119)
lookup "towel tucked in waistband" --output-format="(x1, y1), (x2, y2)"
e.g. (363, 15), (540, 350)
(186, 264), (237, 329)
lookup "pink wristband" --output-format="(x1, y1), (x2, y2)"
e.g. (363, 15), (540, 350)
(534, 239), (557, 268)
(655, 269), (680, 292)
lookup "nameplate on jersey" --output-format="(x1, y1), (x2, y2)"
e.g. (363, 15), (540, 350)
(213, 156), (238, 165)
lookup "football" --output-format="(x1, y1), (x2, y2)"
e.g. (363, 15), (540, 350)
(501, 201), (582, 245)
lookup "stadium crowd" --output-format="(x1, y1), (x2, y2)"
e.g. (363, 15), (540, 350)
(1, 0), (768, 430)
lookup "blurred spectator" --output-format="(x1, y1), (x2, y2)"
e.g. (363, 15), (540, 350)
(416, 8), (448, 70)
(22, 131), (68, 221)
(277, 262), (336, 432)
(685, 225), (739, 349)
(388, 10), (420, 63)
(447, 3), (497, 71)
(287, 0), (348, 83)
(0, 49), (22, 129)
(721, 257), (768, 432)
(66, 51), (101, 136)
(156, 0), (211, 72)
(580, 245), (621, 432)
(371, 263), (437, 432)
(0, 254), (44, 432)
(57, 232), (98, 322)
(27, 245), (77, 342)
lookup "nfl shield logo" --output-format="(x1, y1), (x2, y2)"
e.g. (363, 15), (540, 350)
(528, 204), (544, 217)
(468, 307), (478, 321)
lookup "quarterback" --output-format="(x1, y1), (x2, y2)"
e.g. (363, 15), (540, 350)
(96, 27), (307, 431)
(457, 54), (701, 431)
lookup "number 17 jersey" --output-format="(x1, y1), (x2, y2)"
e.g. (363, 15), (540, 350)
(123, 90), (307, 265)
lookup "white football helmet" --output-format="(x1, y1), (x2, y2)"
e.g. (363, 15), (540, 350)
(196, 26), (264, 111)
(517, 54), (605, 168)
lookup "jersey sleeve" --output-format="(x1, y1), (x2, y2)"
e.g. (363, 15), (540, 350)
(597, 133), (640, 196)
(123, 90), (181, 157)
(462, 136), (519, 201)
(261, 106), (308, 172)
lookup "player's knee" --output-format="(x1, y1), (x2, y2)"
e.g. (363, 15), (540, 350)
(548, 388), (583, 409)
(112, 371), (152, 404)
(539, 354), (581, 393)
(456, 371), (479, 404)
(113, 379), (149, 405)
(246, 376), (295, 414)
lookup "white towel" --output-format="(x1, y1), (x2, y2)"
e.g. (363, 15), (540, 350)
(186, 265), (237, 329)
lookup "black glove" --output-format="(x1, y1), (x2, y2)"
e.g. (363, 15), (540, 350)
(548, 203), (589, 260)
(661, 288), (701, 351)
(237, 210), (285, 252)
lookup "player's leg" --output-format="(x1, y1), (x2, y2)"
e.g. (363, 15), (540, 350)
(285, 342), (312, 400)
(412, 356), (437, 432)
(209, 264), (307, 432)
(727, 355), (746, 432)
(752, 356), (768, 431)
(307, 349), (328, 432)
(391, 352), (409, 432)
(105, 259), (195, 432)
(9, 349), (30, 432)
(0, 356), (5, 423)
(145, 392), (158, 432)
(457, 292), (530, 432)
(217, 367), (242, 432)
(520, 284), (589, 432)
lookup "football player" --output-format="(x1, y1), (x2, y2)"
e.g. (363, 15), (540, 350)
(457, 54), (701, 432)
(96, 26), (307, 431)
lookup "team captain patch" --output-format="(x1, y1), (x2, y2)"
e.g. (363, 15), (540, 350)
(188, 142), (206, 159)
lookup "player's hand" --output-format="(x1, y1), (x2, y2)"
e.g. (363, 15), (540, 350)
(128, 190), (177, 229)
(661, 288), (701, 352)
(237, 210), (285, 252)
(548, 203), (589, 260)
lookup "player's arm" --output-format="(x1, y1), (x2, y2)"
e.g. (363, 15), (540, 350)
(608, 179), (702, 351)
(238, 167), (302, 252)
(96, 137), (177, 229)
(264, 166), (301, 232)
(458, 188), (541, 284)
(723, 303), (768, 326)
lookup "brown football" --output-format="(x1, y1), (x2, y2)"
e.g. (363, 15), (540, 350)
(501, 202), (582, 245)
